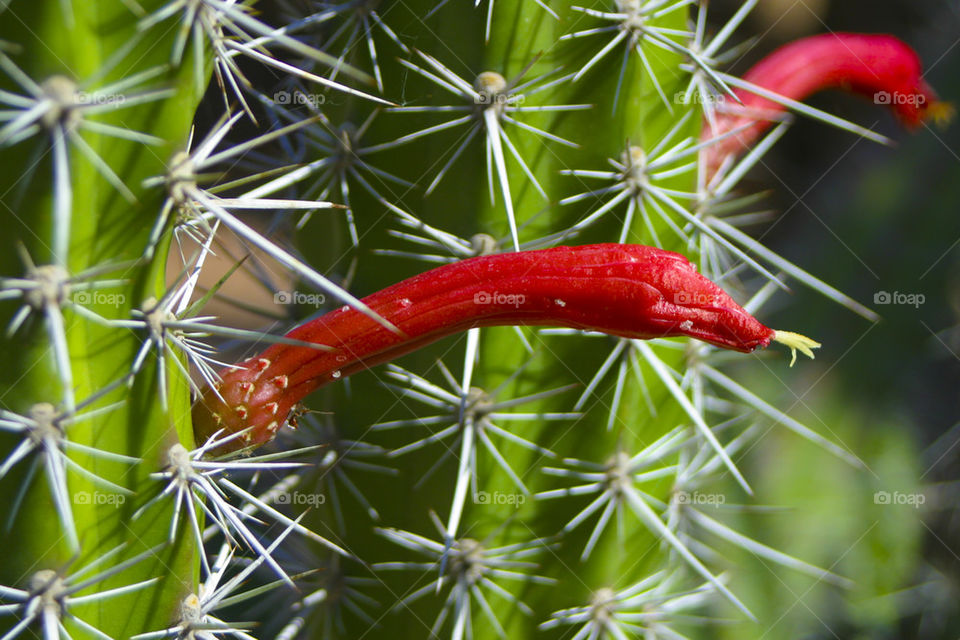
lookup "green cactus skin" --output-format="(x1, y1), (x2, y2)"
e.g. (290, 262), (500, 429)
(0, 2), (202, 637)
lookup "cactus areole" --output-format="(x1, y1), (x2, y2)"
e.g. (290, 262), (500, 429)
(192, 244), (817, 451)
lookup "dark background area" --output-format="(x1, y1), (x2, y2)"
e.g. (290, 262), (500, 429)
(711, 1), (960, 637)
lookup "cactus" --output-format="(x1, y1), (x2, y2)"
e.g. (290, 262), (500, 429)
(0, 1), (940, 639)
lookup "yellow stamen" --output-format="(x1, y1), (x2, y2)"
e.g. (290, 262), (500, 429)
(926, 101), (955, 128)
(773, 330), (821, 367)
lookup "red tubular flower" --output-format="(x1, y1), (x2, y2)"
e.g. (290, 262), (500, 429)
(192, 244), (817, 451)
(704, 33), (951, 176)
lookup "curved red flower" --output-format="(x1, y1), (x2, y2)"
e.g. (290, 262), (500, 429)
(192, 244), (817, 451)
(704, 33), (950, 177)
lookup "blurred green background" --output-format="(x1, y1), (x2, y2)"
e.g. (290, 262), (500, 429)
(704, 1), (960, 638)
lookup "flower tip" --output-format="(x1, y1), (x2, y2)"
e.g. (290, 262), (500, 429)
(926, 100), (955, 128)
(772, 330), (821, 366)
